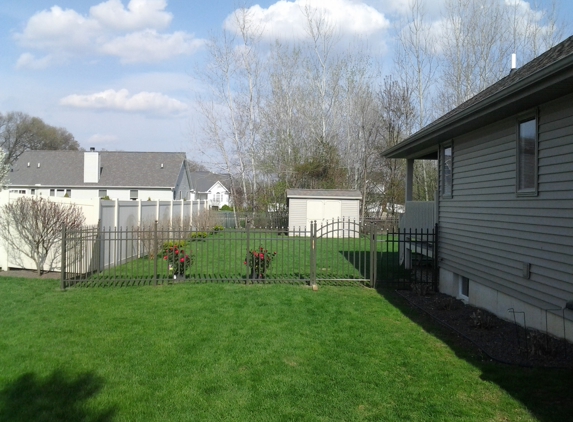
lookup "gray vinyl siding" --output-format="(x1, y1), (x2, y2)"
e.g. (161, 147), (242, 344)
(439, 93), (573, 310)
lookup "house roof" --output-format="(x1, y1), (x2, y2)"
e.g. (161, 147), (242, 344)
(10, 150), (187, 188)
(383, 35), (573, 159)
(286, 189), (362, 200)
(190, 171), (230, 193)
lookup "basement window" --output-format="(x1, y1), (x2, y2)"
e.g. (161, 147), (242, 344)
(130, 189), (138, 200)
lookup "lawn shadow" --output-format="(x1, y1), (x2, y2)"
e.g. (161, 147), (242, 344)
(376, 288), (573, 422)
(0, 369), (116, 422)
(341, 250), (412, 288)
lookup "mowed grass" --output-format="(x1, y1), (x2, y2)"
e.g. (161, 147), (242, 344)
(91, 231), (398, 283)
(1, 279), (569, 421)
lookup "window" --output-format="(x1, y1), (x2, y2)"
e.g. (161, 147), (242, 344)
(50, 189), (55, 196)
(65, 189), (71, 198)
(442, 145), (452, 197)
(130, 189), (138, 200)
(56, 189), (65, 197)
(99, 189), (107, 198)
(517, 117), (537, 195)
(31, 189), (35, 195)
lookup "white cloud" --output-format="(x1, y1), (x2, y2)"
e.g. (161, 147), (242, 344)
(15, 53), (55, 70)
(60, 89), (189, 114)
(89, 0), (172, 31)
(100, 30), (204, 63)
(14, 0), (201, 67)
(224, 0), (389, 41)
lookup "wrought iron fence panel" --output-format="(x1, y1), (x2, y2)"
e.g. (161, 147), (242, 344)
(61, 220), (437, 290)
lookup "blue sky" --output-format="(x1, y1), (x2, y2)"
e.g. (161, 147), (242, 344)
(0, 0), (570, 160)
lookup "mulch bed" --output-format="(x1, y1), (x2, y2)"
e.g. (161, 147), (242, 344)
(397, 289), (573, 368)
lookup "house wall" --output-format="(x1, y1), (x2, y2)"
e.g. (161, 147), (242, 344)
(438, 93), (573, 336)
(11, 187), (175, 201)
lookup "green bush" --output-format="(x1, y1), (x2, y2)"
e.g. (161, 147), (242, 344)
(188, 232), (208, 241)
(161, 240), (187, 251)
(213, 225), (224, 232)
(220, 205), (233, 211)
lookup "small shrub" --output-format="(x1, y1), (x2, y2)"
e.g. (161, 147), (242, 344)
(220, 205), (233, 211)
(188, 232), (208, 241)
(101, 195), (111, 200)
(244, 246), (277, 278)
(161, 241), (193, 276)
(411, 282), (432, 296)
(469, 309), (496, 329)
(213, 225), (224, 232)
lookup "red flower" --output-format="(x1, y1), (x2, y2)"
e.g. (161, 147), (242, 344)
(163, 256), (168, 260)
(175, 249), (179, 255)
(180, 257), (185, 263)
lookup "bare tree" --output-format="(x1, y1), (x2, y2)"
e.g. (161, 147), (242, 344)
(0, 149), (9, 188)
(0, 111), (80, 165)
(0, 197), (85, 275)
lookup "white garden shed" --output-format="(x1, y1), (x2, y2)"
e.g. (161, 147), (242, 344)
(286, 189), (362, 236)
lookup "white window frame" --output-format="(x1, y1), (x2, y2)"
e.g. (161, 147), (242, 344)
(516, 111), (538, 196)
(458, 275), (469, 303)
(441, 143), (453, 198)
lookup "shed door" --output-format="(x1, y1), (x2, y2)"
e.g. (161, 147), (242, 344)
(306, 200), (341, 228)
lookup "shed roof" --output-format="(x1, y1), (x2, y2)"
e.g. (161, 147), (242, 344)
(286, 189), (362, 200)
(383, 35), (573, 159)
(10, 150), (186, 188)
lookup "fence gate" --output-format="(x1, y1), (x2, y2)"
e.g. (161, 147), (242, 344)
(374, 225), (438, 291)
(310, 220), (376, 287)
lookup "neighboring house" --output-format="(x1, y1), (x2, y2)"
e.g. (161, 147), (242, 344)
(383, 36), (573, 340)
(9, 149), (192, 201)
(189, 171), (231, 209)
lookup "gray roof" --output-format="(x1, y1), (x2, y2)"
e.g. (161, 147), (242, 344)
(190, 171), (230, 192)
(384, 35), (573, 159)
(10, 150), (187, 188)
(286, 189), (362, 200)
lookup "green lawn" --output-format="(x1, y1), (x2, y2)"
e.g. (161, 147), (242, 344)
(87, 232), (404, 284)
(2, 279), (569, 421)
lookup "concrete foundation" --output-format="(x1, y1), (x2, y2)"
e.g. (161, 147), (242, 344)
(439, 268), (573, 341)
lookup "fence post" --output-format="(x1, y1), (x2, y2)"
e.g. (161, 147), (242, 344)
(60, 226), (66, 290)
(153, 220), (158, 286)
(433, 223), (439, 291)
(370, 222), (377, 289)
(246, 219), (250, 284)
(310, 221), (316, 287)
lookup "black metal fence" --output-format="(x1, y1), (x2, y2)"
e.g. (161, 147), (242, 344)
(60, 220), (437, 290)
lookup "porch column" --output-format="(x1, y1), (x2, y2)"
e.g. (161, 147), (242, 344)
(406, 159), (414, 201)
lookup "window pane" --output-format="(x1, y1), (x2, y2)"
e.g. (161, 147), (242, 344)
(130, 189), (138, 199)
(443, 146), (452, 196)
(518, 119), (536, 191)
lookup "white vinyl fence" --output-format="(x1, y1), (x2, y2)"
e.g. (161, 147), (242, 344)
(0, 190), (208, 272)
